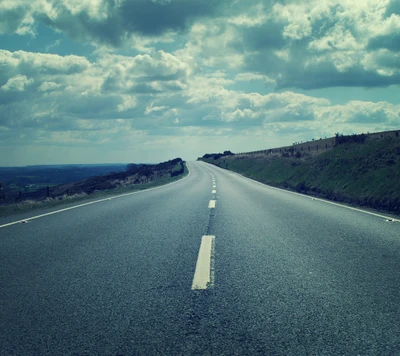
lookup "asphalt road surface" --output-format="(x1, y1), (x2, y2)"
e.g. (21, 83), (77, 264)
(1, 161), (400, 355)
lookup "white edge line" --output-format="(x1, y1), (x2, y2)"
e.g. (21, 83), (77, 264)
(201, 161), (400, 223)
(0, 164), (191, 229)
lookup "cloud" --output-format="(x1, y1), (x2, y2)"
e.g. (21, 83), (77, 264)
(385, 0), (400, 16)
(37, 81), (62, 92)
(362, 49), (400, 76)
(30, 0), (229, 47)
(368, 33), (400, 52)
(1, 74), (33, 91)
(0, 0), (37, 36)
(174, 18), (245, 70)
(1, 1), (400, 164)
(45, 39), (61, 52)
(183, 73), (331, 126)
(225, 0), (400, 89)
(0, 49), (190, 142)
(0, 50), (90, 81)
(2, 1), (399, 90)
(0, 0), (233, 50)
(240, 19), (286, 50)
(100, 51), (188, 93)
(318, 100), (400, 125)
(145, 104), (169, 115)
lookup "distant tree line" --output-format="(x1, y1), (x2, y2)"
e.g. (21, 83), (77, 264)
(202, 151), (234, 160)
(171, 160), (185, 177)
(335, 133), (366, 145)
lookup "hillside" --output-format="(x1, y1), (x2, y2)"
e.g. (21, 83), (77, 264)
(50, 158), (185, 197)
(0, 164), (127, 202)
(0, 158), (186, 216)
(199, 137), (400, 214)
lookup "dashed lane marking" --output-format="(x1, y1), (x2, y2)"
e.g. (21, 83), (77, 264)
(208, 200), (216, 209)
(191, 235), (216, 290)
(212, 190), (217, 194)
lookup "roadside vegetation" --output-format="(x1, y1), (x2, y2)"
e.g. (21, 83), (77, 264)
(199, 138), (400, 214)
(0, 164), (127, 199)
(0, 159), (187, 217)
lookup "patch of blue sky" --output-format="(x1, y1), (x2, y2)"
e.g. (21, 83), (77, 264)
(296, 86), (400, 106)
(0, 23), (94, 58)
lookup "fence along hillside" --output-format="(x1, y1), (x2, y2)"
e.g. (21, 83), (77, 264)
(235, 129), (400, 157)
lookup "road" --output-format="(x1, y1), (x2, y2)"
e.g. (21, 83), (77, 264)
(1, 161), (400, 355)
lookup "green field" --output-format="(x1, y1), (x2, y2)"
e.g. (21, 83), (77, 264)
(200, 138), (400, 214)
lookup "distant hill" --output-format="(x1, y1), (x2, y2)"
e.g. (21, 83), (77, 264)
(199, 131), (400, 214)
(0, 159), (185, 204)
(0, 164), (128, 189)
(51, 158), (185, 197)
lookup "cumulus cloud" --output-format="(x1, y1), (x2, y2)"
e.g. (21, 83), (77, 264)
(224, 0), (400, 89)
(145, 104), (169, 115)
(2, 1), (399, 90)
(317, 100), (400, 125)
(0, 0), (230, 47)
(0, 49), (191, 143)
(1, 0), (400, 164)
(0, 0), (37, 36)
(1, 74), (33, 91)
(235, 72), (274, 83)
(37, 81), (62, 92)
(100, 51), (188, 93)
(0, 50), (90, 82)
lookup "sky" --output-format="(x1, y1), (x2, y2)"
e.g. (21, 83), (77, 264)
(1, 0), (400, 166)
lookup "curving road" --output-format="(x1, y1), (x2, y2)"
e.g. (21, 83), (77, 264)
(1, 161), (400, 355)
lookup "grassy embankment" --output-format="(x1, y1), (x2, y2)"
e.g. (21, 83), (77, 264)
(199, 138), (400, 214)
(0, 159), (188, 217)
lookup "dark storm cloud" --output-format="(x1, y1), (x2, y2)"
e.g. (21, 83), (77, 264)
(0, 4), (30, 34)
(242, 49), (285, 79)
(118, 0), (225, 35)
(368, 34), (400, 52)
(38, 0), (230, 47)
(275, 62), (400, 90)
(242, 43), (400, 90)
(241, 21), (287, 50)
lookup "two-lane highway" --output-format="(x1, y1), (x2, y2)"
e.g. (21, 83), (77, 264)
(1, 161), (400, 355)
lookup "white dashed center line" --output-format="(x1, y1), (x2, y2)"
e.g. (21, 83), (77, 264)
(191, 235), (216, 290)
(212, 190), (216, 194)
(208, 200), (216, 208)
